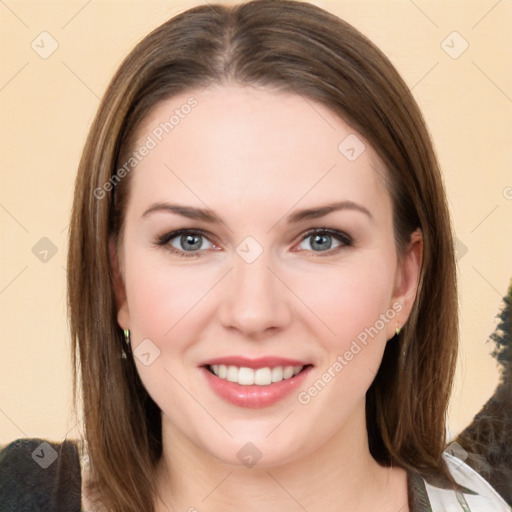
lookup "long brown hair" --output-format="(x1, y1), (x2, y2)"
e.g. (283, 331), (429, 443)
(67, 0), (458, 509)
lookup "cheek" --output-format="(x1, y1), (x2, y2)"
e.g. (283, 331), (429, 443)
(291, 252), (397, 353)
(293, 258), (397, 419)
(123, 248), (220, 351)
(122, 251), (215, 408)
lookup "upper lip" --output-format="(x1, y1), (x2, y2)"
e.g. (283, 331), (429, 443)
(200, 356), (312, 369)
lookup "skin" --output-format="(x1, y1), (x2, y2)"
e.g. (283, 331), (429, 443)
(113, 84), (422, 512)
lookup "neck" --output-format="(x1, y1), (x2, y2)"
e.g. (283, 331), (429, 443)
(154, 406), (408, 512)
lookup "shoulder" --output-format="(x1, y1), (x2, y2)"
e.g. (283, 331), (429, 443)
(0, 437), (82, 511)
(416, 452), (511, 511)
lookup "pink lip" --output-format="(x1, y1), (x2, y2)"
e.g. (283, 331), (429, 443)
(200, 364), (313, 409)
(200, 356), (310, 369)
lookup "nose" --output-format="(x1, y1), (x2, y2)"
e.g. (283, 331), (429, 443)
(217, 249), (292, 337)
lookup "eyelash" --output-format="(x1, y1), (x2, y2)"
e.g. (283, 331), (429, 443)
(155, 228), (353, 259)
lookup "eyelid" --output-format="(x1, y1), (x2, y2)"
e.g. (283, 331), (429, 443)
(156, 228), (218, 255)
(295, 228), (353, 254)
(155, 227), (353, 257)
(298, 227), (352, 244)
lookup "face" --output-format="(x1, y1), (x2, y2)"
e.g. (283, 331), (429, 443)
(114, 84), (421, 468)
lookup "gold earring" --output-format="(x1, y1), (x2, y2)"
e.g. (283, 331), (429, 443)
(122, 329), (130, 359)
(395, 323), (401, 336)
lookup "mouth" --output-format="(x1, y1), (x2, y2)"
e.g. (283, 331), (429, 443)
(199, 357), (314, 408)
(205, 363), (311, 386)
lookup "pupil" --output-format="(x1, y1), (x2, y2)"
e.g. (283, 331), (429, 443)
(312, 234), (331, 251)
(183, 234), (201, 250)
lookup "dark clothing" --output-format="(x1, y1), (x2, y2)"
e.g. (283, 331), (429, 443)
(0, 438), (81, 512)
(1, 438), (510, 511)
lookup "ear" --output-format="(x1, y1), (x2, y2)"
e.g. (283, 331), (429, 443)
(109, 236), (130, 330)
(387, 228), (423, 340)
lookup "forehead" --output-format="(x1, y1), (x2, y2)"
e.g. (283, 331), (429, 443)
(127, 84), (390, 219)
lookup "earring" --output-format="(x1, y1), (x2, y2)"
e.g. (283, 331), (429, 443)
(121, 329), (130, 359)
(395, 323), (401, 336)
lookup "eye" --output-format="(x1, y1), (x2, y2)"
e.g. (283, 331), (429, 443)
(296, 228), (352, 255)
(156, 229), (216, 258)
(155, 227), (353, 258)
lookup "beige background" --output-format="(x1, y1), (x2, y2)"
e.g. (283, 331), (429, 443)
(0, 0), (511, 446)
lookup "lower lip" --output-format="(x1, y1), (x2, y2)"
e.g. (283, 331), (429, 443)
(200, 366), (313, 408)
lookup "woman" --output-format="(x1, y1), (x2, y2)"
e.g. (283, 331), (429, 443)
(1, 0), (509, 511)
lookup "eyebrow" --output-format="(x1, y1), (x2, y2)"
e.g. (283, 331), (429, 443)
(141, 200), (373, 224)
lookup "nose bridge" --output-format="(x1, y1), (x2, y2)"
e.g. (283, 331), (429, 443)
(218, 242), (290, 334)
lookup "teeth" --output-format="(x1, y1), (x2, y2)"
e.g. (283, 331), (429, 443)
(271, 366), (283, 382)
(283, 366), (294, 379)
(254, 367), (271, 385)
(238, 367), (255, 385)
(209, 364), (304, 385)
(226, 365), (238, 382)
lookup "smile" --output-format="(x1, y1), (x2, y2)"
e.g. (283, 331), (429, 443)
(207, 364), (304, 385)
(200, 356), (313, 408)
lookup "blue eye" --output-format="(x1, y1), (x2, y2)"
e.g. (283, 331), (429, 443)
(156, 229), (215, 258)
(297, 229), (352, 254)
(155, 228), (352, 258)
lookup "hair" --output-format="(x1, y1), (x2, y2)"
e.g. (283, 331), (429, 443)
(67, 0), (458, 510)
